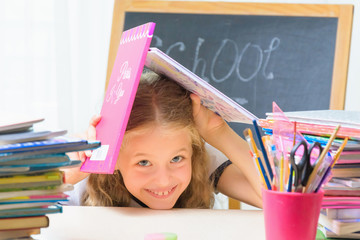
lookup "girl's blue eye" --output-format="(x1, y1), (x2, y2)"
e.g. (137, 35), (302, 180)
(171, 156), (183, 163)
(138, 160), (151, 166)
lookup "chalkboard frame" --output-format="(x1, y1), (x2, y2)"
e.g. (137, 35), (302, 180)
(106, 0), (353, 110)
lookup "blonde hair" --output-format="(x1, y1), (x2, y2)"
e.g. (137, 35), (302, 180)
(82, 71), (214, 208)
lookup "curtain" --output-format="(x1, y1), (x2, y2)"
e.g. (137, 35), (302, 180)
(0, 0), (114, 134)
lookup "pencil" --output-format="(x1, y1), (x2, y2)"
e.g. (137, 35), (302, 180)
(249, 151), (267, 187)
(331, 137), (348, 168)
(244, 128), (272, 190)
(287, 121), (297, 192)
(304, 125), (341, 192)
(280, 154), (284, 192)
(252, 120), (274, 181)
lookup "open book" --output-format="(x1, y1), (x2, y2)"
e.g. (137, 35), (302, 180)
(145, 48), (258, 124)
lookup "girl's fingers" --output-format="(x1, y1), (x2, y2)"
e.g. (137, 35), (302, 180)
(85, 150), (92, 158)
(78, 151), (86, 162)
(190, 93), (202, 118)
(89, 114), (101, 126)
(87, 114), (101, 141)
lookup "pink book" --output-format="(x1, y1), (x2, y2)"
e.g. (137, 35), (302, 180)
(81, 22), (156, 174)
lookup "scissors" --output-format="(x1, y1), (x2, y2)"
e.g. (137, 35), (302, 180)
(289, 140), (323, 192)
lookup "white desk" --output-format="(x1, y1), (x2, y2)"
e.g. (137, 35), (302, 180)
(38, 206), (265, 240)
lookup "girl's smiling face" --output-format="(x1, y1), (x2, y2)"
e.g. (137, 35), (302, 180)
(117, 124), (193, 209)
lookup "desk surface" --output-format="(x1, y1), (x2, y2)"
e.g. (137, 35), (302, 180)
(39, 206), (265, 240)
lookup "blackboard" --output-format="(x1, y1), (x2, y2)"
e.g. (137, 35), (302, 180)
(124, 12), (338, 133)
(106, 1), (353, 135)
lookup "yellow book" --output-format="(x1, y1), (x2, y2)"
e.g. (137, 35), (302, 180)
(0, 171), (64, 191)
(0, 215), (49, 231)
(0, 227), (41, 240)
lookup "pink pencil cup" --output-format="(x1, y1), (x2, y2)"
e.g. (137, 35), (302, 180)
(262, 189), (324, 240)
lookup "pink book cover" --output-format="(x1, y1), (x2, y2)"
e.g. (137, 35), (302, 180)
(81, 22), (156, 174)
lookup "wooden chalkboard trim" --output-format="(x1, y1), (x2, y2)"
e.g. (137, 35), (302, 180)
(330, 5), (353, 110)
(106, 0), (353, 110)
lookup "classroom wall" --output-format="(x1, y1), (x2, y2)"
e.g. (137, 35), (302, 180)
(184, 0), (360, 111)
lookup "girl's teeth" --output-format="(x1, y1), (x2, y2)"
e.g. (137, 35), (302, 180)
(153, 190), (170, 196)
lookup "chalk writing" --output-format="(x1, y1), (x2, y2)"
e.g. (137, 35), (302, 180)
(153, 36), (280, 84)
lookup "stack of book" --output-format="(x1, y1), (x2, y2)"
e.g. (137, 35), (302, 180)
(260, 107), (360, 239)
(0, 117), (100, 239)
(319, 145), (360, 239)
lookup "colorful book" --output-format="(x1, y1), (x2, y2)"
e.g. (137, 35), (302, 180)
(0, 129), (67, 144)
(0, 154), (70, 166)
(331, 166), (360, 178)
(0, 117), (44, 134)
(0, 215), (49, 231)
(266, 110), (360, 129)
(0, 205), (62, 218)
(259, 118), (360, 140)
(81, 22), (156, 174)
(324, 190), (360, 197)
(323, 181), (360, 196)
(338, 151), (360, 160)
(322, 196), (360, 207)
(319, 213), (360, 235)
(0, 183), (73, 200)
(323, 229), (360, 239)
(0, 171), (64, 191)
(0, 201), (58, 210)
(145, 48), (258, 124)
(332, 177), (360, 188)
(0, 193), (68, 204)
(0, 140), (100, 162)
(323, 208), (360, 220)
(0, 137), (88, 153)
(0, 228), (41, 240)
(0, 160), (81, 176)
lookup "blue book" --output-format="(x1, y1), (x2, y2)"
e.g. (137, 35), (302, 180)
(0, 140), (100, 162)
(0, 154), (70, 165)
(0, 160), (81, 176)
(0, 137), (87, 153)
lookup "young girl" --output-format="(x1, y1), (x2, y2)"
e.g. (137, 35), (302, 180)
(64, 71), (262, 209)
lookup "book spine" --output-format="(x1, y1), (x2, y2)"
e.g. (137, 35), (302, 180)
(327, 208), (360, 219)
(120, 23), (155, 45)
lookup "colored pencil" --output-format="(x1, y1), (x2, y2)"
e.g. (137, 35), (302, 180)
(252, 120), (274, 181)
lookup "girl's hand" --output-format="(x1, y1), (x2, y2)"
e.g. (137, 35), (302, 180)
(63, 114), (101, 184)
(190, 94), (229, 145)
(78, 114), (101, 161)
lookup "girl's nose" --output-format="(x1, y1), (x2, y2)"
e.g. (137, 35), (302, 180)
(155, 166), (172, 187)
